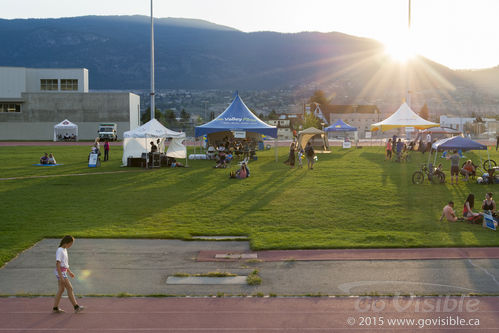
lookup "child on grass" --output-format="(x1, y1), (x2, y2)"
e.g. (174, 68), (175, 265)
(52, 235), (84, 313)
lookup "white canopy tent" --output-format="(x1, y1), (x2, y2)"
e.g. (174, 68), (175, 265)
(121, 119), (186, 165)
(53, 119), (78, 141)
(371, 102), (439, 132)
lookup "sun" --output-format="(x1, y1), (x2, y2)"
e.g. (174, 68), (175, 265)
(383, 34), (416, 63)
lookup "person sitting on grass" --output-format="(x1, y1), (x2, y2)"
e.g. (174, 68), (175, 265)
(440, 201), (463, 222)
(482, 192), (496, 215)
(214, 150), (226, 168)
(461, 160), (475, 181)
(40, 153), (49, 165)
(236, 162), (249, 179)
(463, 194), (483, 223)
(170, 158), (185, 168)
(48, 153), (57, 165)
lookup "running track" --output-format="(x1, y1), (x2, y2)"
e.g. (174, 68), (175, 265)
(0, 297), (497, 332)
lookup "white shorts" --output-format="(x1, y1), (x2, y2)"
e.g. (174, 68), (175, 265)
(55, 270), (68, 279)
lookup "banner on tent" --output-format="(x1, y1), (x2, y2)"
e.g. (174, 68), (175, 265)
(233, 131), (246, 139)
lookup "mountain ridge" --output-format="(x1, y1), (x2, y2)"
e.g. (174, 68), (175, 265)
(0, 15), (497, 111)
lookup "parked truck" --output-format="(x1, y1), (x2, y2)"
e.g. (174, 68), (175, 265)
(98, 123), (118, 141)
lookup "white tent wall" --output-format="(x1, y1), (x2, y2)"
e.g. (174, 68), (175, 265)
(166, 138), (187, 159)
(53, 119), (78, 141)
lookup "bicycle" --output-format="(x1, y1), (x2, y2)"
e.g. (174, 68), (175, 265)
(412, 164), (444, 184)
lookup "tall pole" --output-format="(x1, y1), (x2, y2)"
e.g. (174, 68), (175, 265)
(406, 0), (412, 108)
(150, 0), (155, 121)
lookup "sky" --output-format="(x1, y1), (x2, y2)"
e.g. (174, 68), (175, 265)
(1, 0), (498, 70)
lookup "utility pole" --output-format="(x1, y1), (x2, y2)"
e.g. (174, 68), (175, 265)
(150, 0), (155, 121)
(406, 0), (412, 108)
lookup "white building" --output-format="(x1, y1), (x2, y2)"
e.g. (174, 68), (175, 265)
(439, 115), (475, 132)
(0, 66), (140, 140)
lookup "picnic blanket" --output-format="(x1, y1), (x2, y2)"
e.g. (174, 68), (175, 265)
(32, 164), (64, 166)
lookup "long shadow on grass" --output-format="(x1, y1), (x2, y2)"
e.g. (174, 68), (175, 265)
(360, 150), (498, 248)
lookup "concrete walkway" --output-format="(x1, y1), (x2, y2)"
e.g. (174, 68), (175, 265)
(1, 239), (498, 296)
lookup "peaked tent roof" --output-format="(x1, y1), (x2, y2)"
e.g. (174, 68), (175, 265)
(124, 119), (185, 138)
(371, 102), (439, 132)
(432, 136), (487, 152)
(195, 93), (277, 137)
(325, 119), (357, 132)
(54, 119), (78, 129)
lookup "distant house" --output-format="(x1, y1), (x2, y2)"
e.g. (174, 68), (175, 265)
(0, 66), (140, 140)
(267, 119), (293, 140)
(311, 103), (381, 138)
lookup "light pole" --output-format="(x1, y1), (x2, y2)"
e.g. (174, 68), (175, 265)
(406, 0), (412, 108)
(150, 0), (155, 121)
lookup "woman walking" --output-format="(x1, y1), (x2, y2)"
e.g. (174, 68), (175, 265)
(53, 236), (84, 313)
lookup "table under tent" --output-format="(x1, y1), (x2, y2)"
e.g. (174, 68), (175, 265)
(53, 119), (78, 141)
(371, 102), (439, 132)
(433, 136), (496, 183)
(325, 119), (357, 146)
(121, 119), (186, 168)
(194, 92), (277, 161)
(412, 136), (496, 184)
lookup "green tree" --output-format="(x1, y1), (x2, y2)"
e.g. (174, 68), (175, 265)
(303, 112), (320, 129)
(419, 103), (429, 120)
(308, 90), (329, 106)
(179, 109), (191, 126)
(165, 109), (177, 126)
(268, 109), (278, 120)
(141, 107), (163, 124)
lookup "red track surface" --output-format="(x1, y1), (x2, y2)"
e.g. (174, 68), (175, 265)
(197, 247), (499, 262)
(0, 297), (497, 332)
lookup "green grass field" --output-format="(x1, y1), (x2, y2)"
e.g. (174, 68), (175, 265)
(1, 144), (498, 267)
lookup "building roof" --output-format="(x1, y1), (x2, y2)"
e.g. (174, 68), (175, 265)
(320, 104), (380, 114)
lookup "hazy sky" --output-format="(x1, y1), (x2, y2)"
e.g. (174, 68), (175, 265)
(2, 0), (498, 69)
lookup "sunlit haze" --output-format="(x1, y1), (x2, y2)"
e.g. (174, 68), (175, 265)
(1, 0), (498, 69)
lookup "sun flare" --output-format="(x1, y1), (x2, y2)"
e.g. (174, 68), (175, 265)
(383, 31), (416, 63)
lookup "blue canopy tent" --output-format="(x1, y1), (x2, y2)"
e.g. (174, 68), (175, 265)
(431, 136), (491, 170)
(324, 119), (357, 145)
(195, 92), (278, 161)
(324, 119), (357, 132)
(195, 93), (277, 138)
(432, 136), (487, 152)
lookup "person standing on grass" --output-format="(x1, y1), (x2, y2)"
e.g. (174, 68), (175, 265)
(53, 236), (84, 314)
(103, 140), (110, 161)
(305, 141), (315, 169)
(496, 135), (499, 151)
(287, 141), (296, 168)
(385, 138), (392, 160)
(447, 150), (460, 185)
(395, 139), (403, 162)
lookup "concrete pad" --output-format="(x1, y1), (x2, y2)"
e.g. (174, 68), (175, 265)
(166, 276), (248, 285)
(1, 238), (499, 296)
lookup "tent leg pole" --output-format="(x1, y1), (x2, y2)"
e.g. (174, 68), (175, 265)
(275, 138), (278, 162)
